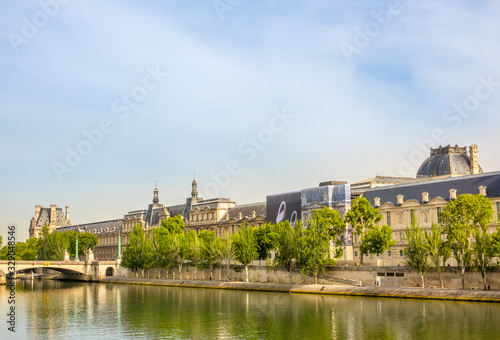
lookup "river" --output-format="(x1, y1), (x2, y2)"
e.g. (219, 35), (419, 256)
(1, 280), (499, 339)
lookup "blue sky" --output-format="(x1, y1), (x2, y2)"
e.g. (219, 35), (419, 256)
(1, 0), (499, 242)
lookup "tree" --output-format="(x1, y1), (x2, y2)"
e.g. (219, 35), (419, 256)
(37, 226), (71, 261)
(0, 235), (2, 247)
(362, 225), (395, 265)
(403, 218), (429, 288)
(220, 237), (235, 281)
(186, 231), (202, 280)
(160, 215), (186, 234)
(68, 232), (98, 258)
(254, 223), (276, 261)
(345, 197), (382, 264)
(425, 223), (450, 289)
(232, 222), (259, 282)
(151, 227), (173, 277)
(473, 227), (496, 286)
(16, 238), (40, 260)
(296, 217), (333, 284)
(121, 224), (154, 277)
(199, 230), (221, 280)
(273, 220), (298, 282)
(441, 194), (494, 289)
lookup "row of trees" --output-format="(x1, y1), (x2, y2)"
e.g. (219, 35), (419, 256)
(0, 225), (98, 261)
(121, 207), (349, 283)
(404, 194), (500, 289)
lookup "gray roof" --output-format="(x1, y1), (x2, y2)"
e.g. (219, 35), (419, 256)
(57, 219), (122, 233)
(417, 145), (482, 178)
(166, 204), (187, 219)
(36, 207), (68, 227)
(364, 171), (500, 206)
(224, 202), (266, 221)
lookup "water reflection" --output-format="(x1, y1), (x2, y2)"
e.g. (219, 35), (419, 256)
(1, 281), (500, 339)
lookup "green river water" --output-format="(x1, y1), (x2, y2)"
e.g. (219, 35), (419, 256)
(1, 280), (499, 339)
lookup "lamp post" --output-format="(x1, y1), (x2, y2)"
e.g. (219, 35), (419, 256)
(75, 234), (79, 262)
(344, 246), (346, 266)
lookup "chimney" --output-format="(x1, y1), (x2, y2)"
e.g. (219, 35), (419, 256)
(397, 195), (404, 205)
(50, 204), (57, 225)
(469, 144), (480, 174)
(479, 185), (487, 196)
(449, 189), (457, 200)
(65, 206), (70, 224)
(35, 205), (42, 221)
(238, 212), (243, 220)
(374, 197), (381, 207)
(422, 192), (429, 203)
(251, 211), (256, 218)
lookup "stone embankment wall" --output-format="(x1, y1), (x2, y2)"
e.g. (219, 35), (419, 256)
(122, 265), (500, 289)
(124, 266), (351, 285)
(327, 266), (500, 289)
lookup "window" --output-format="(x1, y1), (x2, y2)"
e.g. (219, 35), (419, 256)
(387, 212), (391, 226)
(396, 273), (404, 277)
(399, 232), (403, 241)
(354, 251), (358, 257)
(410, 209), (415, 222)
(437, 207), (442, 223)
(388, 251), (391, 257)
(399, 250), (403, 257)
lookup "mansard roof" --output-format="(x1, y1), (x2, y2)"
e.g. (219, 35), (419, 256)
(223, 202), (266, 221)
(36, 207), (68, 227)
(364, 171), (500, 207)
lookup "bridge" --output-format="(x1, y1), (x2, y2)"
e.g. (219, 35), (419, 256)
(0, 260), (128, 282)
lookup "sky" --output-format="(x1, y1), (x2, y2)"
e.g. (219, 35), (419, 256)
(1, 0), (499, 243)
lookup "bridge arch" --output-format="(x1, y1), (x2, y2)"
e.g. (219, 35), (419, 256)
(105, 267), (114, 276)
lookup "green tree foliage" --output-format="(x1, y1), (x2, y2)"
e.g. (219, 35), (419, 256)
(37, 225), (71, 261)
(313, 207), (346, 245)
(0, 238), (40, 260)
(296, 217), (333, 284)
(425, 223), (450, 289)
(121, 224), (154, 277)
(345, 197), (382, 264)
(232, 222), (259, 282)
(254, 223), (276, 260)
(362, 225), (395, 263)
(68, 232), (98, 258)
(151, 227), (173, 275)
(0, 235), (2, 247)
(187, 231), (203, 280)
(441, 194), (494, 289)
(403, 217), (429, 288)
(160, 215), (186, 234)
(199, 230), (221, 280)
(273, 220), (298, 281)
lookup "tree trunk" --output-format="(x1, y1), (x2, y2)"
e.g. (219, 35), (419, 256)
(179, 264), (183, 280)
(245, 265), (249, 282)
(315, 274), (318, 284)
(360, 252), (364, 265)
(420, 273), (425, 289)
(219, 268), (222, 281)
(438, 270), (444, 289)
(289, 269), (292, 284)
(461, 268), (465, 289)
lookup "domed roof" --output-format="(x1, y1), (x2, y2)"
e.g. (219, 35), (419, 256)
(417, 145), (482, 178)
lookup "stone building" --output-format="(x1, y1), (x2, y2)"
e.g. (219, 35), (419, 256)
(357, 171), (500, 265)
(29, 204), (71, 238)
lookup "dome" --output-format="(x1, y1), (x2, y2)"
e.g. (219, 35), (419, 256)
(416, 144), (482, 178)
